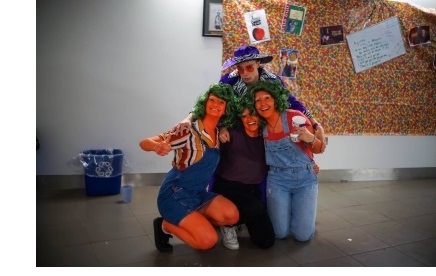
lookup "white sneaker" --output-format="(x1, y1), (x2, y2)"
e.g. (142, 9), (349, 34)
(220, 226), (239, 250)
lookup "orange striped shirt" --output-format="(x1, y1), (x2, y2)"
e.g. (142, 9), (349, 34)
(159, 120), (219, 171)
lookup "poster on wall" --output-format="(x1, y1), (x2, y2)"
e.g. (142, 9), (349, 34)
(320, 25), (344, 46)
(243, 9), (271, 44)
(408, 25), (431, 46)
(278, 48), (299, 79)
(346, 16), (406, 73)
(280, 4), (307, 35)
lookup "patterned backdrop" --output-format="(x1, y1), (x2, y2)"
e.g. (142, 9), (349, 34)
(221, 0), (436, 135)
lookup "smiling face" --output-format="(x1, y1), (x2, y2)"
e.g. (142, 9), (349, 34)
(240, 108), (260, 137)
(254, 90), (276, 120)
(205, 93), (227, 119)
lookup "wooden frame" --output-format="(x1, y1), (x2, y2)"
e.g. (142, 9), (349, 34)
(202, 0), (223, 37)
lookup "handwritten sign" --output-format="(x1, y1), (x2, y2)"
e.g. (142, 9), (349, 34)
(346, 17), (406, 73)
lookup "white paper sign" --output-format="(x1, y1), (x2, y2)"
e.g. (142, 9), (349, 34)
(346, 17), (406, 73)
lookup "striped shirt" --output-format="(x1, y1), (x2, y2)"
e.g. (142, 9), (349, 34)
(159, 120), (219, 171)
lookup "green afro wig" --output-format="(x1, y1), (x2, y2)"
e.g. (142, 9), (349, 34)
(226, 94), (261, 128)
(191, 83), (237, 127)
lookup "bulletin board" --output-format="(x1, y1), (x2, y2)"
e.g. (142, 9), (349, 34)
(221, 0), (436, 135)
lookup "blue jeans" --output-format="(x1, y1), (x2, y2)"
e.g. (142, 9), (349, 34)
(266, 166), (318, 241)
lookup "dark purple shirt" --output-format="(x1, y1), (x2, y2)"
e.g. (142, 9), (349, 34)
(214, 127), (267, 184)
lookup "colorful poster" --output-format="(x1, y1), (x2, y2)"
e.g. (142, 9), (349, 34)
(278, 48), (299, 79)
(320, 25), (345, 46)
(243, 9), (271, 44)
(280, 4), (307, 35)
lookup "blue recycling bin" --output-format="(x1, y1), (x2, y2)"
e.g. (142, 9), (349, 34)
(80, 149), (124, 196)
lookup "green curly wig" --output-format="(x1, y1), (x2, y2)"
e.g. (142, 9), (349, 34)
(227, 94), (263, 129)
(191, 83), (237, 127)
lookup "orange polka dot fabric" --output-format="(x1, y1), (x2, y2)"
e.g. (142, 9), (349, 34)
(221, 0), (436, 135)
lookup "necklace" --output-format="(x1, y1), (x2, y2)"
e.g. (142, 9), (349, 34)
(267, 114), (280, 131)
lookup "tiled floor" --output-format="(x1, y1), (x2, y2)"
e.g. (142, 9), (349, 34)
(36, 178), (436, 267)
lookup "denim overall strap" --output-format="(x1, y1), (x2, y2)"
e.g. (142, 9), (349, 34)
(281, 111), (290, 134)
(157, 125), (220, 225)
(262, 111), (313, 168)
(261, 111), (291, 137)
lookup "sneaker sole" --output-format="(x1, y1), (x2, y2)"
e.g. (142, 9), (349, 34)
(223, 242), (239, 250)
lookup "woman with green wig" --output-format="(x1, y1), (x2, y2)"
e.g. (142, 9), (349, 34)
(140, 83), (239, 252)
(248, 80), (325, 242)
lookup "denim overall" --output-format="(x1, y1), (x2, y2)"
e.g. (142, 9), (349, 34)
(157, 127), (220, 225)
(262, 112), (318, 241)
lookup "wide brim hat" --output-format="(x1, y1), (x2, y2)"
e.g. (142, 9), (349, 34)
(221, 45), (273, 70)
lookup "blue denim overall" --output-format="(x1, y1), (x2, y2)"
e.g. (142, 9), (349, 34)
(157, 127), (220, 225)
(263, 112), (318, 241)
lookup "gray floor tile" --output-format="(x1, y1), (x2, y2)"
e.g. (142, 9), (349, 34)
(330, 205), (392, 226)
(360, 220), (432, 246)
(76, 200), (135, 220)
(317, 190), (361, 210)
(352, 247), (426, 267)
(396, 238), (436, 266)
(59, 243), (100, 267)
(127, 186), (160, 216)
(396, 214), (436, 238)
(37, 219), (90, 247)
(337, 187), (394, 204)
(36, 245), (67, 267)
(136, 252), (205, 267)
(316, 210), (354, 232)
(84, 216), (146, 242)
(92, 235), (155, 266)
(136, 213), (160, 236)
(200, 239), (299, 267)
(284, 237), (347, 264)
(364, 199), (428, 219)
(304, 256), (364, 267)
(370, 183), (432, 201)
(400, 195), (436, 214)
(319, 227), (390, 255)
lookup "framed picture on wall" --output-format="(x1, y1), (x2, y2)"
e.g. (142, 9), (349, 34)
(202, 0), (223, 37)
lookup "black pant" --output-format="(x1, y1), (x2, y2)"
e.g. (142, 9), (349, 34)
(212, 176), (275, 249)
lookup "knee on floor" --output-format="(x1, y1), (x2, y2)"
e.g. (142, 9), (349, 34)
(293, 231), (314, 242)
(194, 231), (219, 250)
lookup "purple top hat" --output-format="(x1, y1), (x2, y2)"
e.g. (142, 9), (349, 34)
(221, 45), (273, 70)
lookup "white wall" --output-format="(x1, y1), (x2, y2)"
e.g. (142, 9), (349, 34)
(392, 0), (435, 8)
(36, 0), (436, 176)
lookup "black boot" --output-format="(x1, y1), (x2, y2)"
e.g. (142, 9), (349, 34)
(153, 217), (173, 252)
